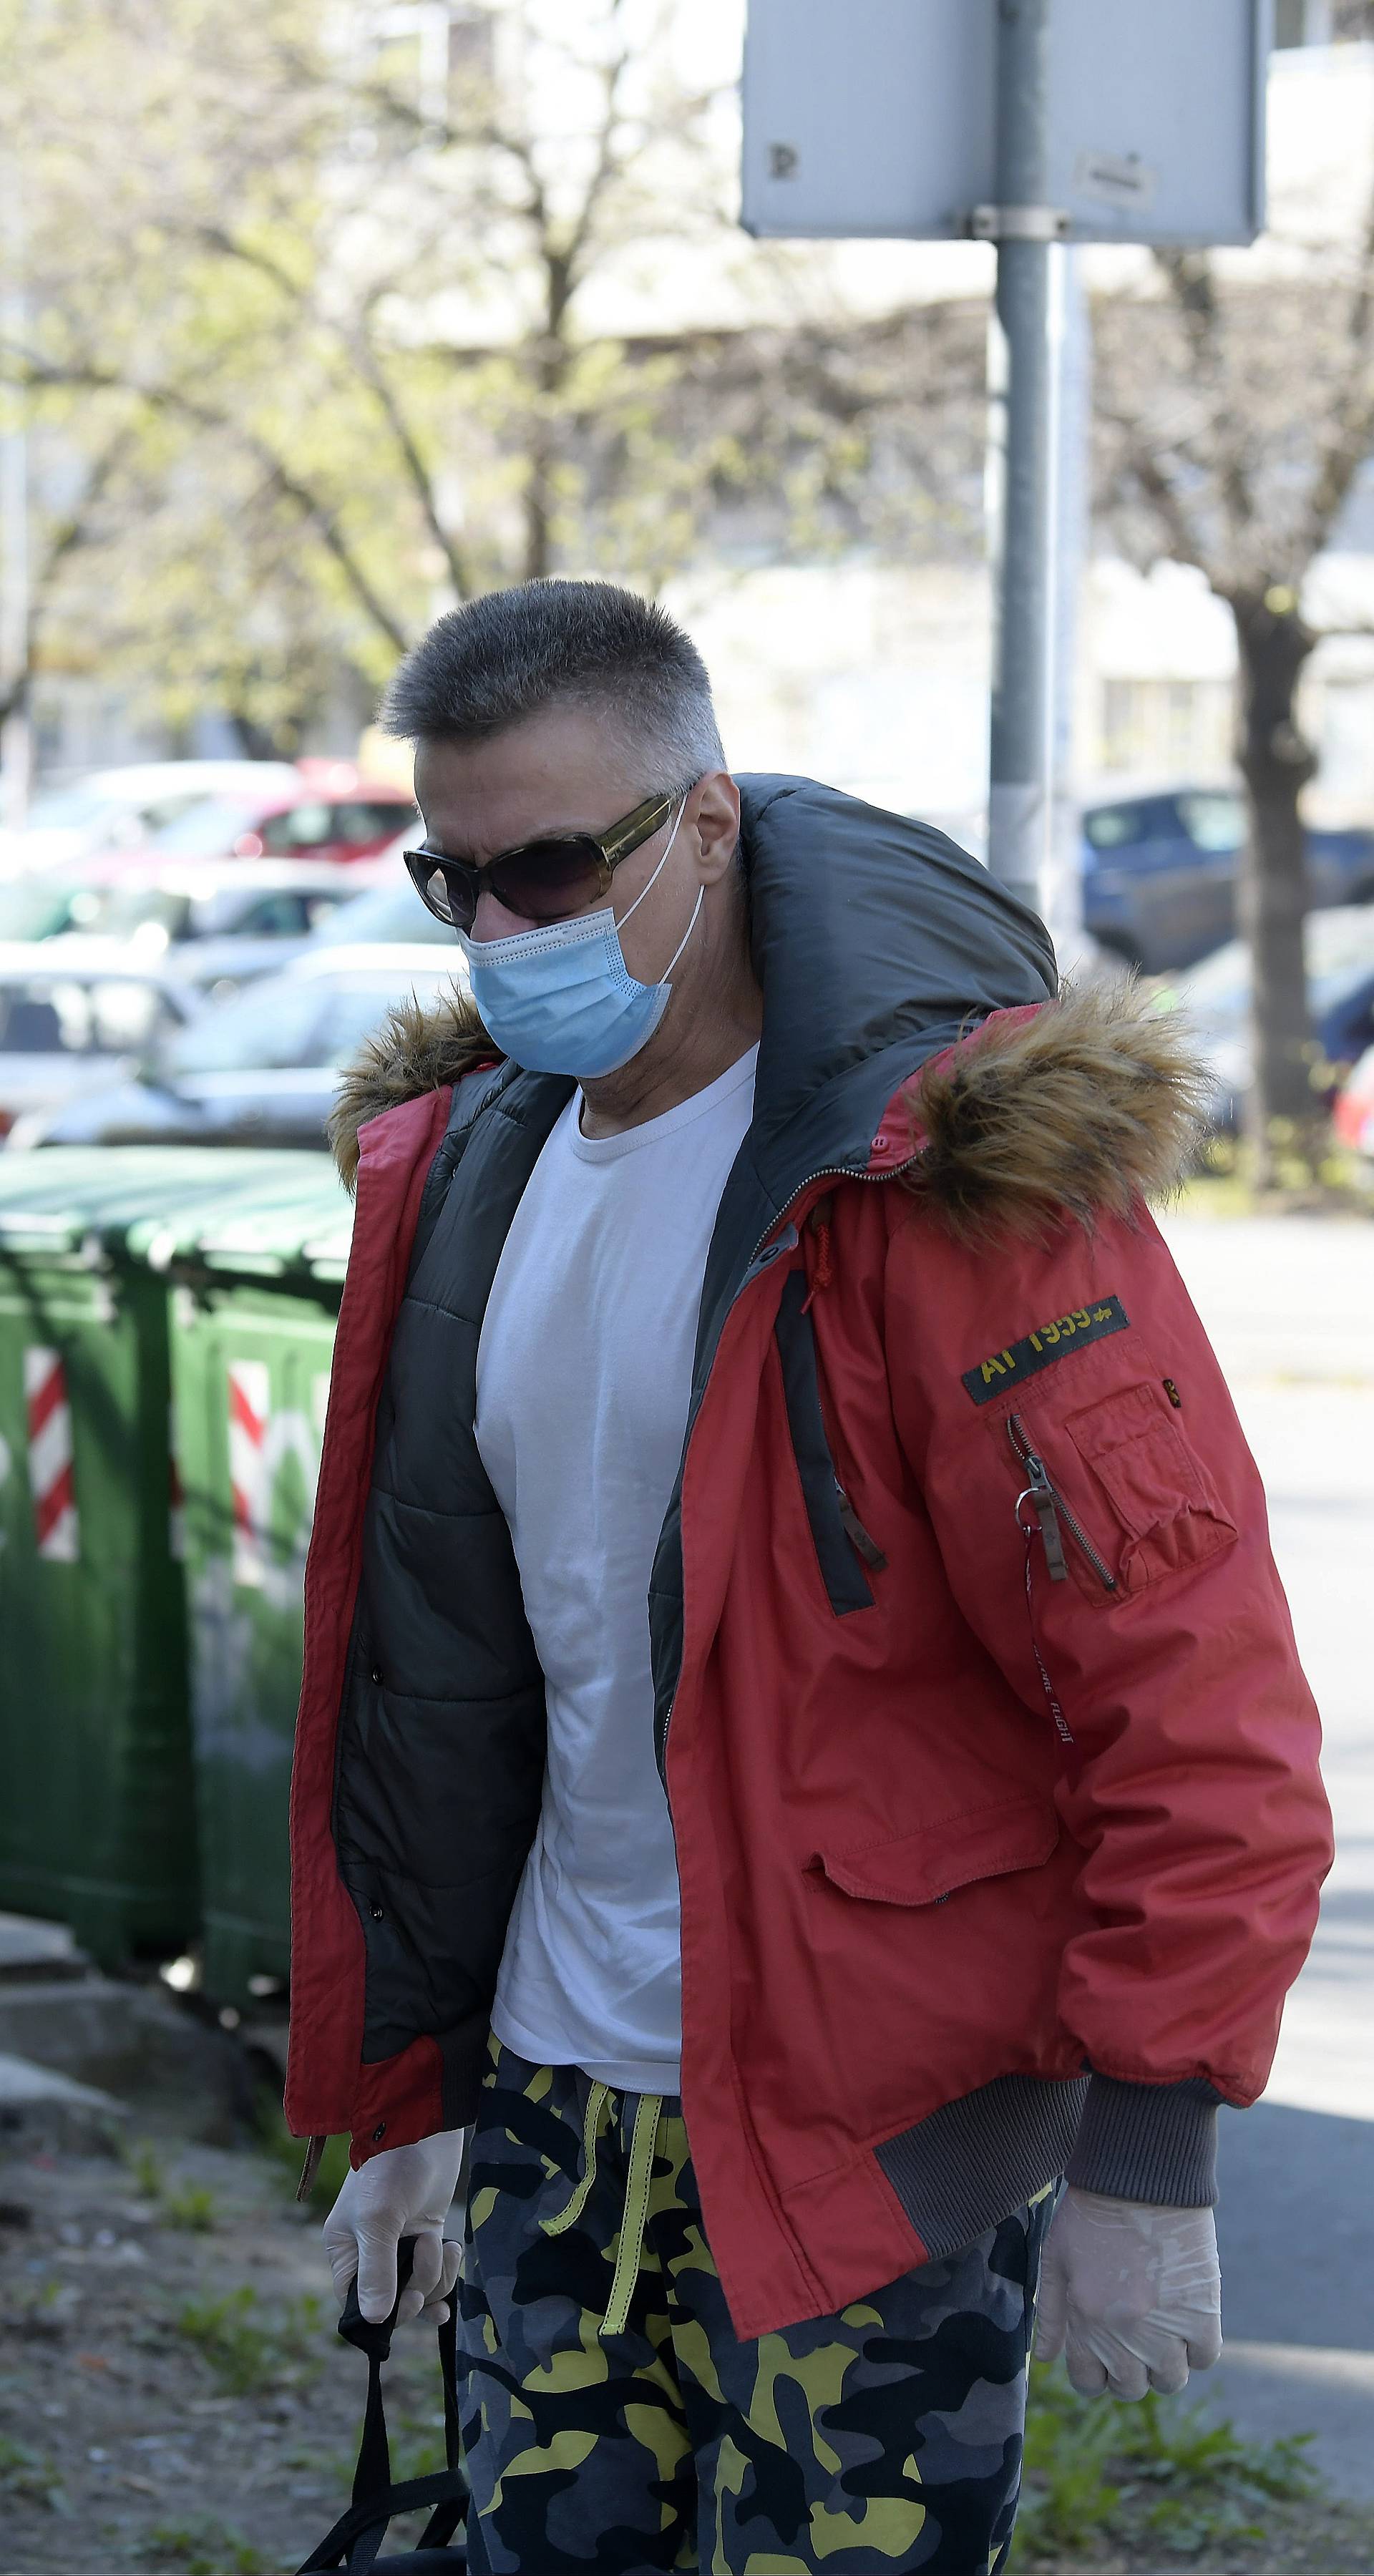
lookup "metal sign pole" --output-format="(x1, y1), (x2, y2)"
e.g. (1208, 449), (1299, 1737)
(985, 0), (1059, 914)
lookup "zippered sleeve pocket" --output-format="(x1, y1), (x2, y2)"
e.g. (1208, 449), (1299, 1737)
(774, 1269), (885, 1616)
(1063, 1380), (1237, 1594)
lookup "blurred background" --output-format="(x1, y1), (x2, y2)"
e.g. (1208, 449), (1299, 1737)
(0, 5), (1370, 2573)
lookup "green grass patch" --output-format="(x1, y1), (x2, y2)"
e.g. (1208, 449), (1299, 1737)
(1173, 1126), (1374, 1216)
(125, 2138), (166, 2200)
(147, 2517), (268, 2575)
(0, 2431), (69, 2514)
(162, 2181), (218, 2232)
(1013, 2361), (1318, 2566)
(173, 2283), (326, 2395)
(122, 2138), (218, 2231)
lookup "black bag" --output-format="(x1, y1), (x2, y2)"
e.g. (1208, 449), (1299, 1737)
(297, 2238), (468, 2575)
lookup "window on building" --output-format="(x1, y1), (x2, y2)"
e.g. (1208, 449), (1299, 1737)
(1275, 0), (1373, 39)
(1098, 678), (1234, 779)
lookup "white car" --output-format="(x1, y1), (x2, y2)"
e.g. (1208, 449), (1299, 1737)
(0, 940), (201, 1140)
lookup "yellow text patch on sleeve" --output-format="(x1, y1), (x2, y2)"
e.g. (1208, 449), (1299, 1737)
(961, 1296), (1130, 1405)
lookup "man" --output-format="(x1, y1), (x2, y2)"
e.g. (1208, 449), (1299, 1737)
(288, 578), (1330, 2575)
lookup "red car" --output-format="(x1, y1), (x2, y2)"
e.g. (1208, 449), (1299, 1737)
(1333, 1040), (1374, 1159)
(133, 762), (416, 868)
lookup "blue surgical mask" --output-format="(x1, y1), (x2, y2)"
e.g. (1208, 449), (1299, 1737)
(457, 799), (701, 1078)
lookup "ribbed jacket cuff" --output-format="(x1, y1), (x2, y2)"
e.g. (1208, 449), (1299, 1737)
(1065, 2073), (1222, 2206)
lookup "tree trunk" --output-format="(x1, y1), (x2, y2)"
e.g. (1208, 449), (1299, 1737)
(522, 450), (552, 583)
(1230, 592), (1321, 1184)
(228, 706), (299, 761)
(523, 255), (575, 585)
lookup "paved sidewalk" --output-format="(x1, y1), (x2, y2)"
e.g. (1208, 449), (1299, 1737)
(1156, 1214), (1374, 2500)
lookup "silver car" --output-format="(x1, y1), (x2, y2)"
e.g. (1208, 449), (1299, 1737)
(9, 947), (469, 1152)
(0, 942), (200, 1141)
(0, 857), (368, 998)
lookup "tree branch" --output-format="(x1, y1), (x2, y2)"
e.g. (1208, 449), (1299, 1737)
(1094, 399), (1212, 571)
(351, 311), (472, 599)
(0, 422), (137, 724)
(1, 348), (411, 653)
(1296, 177), (1374, 562)
(1154, 250), (1255, 540)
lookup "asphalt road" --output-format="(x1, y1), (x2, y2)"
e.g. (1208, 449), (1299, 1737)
(1154, 1213), (1374, 2499)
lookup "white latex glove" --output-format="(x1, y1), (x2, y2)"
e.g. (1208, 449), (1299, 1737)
(1034, 2186), (1223, 2401)
(322, 2129), (468, 2327)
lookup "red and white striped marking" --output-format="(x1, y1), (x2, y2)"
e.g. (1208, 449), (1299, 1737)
(24, 1347), (79, 1563)
(228, 1360), (270, 1588)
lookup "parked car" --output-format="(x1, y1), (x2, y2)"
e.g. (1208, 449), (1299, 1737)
(1150, 905), (1374, 1129)
(0, 854), (362, 982)
(1332, 1041), (1374, 1161)
(1083, 786), (1374, 972)
(0, 760), (301, 879)
(135, 769), (416, 871)
(8, 947), (466, 1151)
(0, 942), (201, 1140)
(307, 867), (460, 951)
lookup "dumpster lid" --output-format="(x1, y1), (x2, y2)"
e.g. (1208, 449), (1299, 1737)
(135, 1161), (354, 1282)
(0, 1148), (327, 1259)
(0, 1148), (353, 1280)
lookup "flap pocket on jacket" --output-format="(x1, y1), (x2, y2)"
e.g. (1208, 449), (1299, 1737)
(1064, 1380), (1237, 1592)
(809, 1794), (1060, 1908)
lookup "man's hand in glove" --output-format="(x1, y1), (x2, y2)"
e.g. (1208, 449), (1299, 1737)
(1034, 2187), (1223, 2400)
(322, 2129), (469, 2326)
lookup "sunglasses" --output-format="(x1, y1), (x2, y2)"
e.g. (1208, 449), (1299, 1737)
(402, 789), (687, 932)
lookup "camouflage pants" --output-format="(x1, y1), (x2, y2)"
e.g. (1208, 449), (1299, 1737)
(455, 2039), (1054, 2575)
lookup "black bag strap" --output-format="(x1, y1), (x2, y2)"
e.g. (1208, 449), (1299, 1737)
(296, 2238), (468, 2576)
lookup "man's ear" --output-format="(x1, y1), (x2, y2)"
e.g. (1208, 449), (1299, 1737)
(693, 771), (743, 885)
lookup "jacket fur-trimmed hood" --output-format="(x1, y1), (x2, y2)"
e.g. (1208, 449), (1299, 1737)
(898, 978), (1209, 1242)
(328, 768), (1202, 1222)
(329, 975), (1207, 1231)
(328, 984), (495, 1189)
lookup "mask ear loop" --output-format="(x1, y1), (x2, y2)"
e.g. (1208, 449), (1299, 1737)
(618, 795), (687, 927)
(660, 885), (703, 981)
(617, 794), (703, 982)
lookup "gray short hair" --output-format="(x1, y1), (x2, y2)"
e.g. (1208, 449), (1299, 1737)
(380, 578), (726, 789)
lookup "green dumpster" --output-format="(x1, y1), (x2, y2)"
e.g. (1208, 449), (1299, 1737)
(165, 1165), (353, 2007)
(0, 1146), (333, 1966)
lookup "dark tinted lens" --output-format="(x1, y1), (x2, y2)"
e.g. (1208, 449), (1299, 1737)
(490, 837), (605, 922)
(407, 852), (477, 930)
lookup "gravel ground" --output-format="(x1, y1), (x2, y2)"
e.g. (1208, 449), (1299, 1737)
(0, 2129), (446, 2576)
(0, 2127), (1370, 2576)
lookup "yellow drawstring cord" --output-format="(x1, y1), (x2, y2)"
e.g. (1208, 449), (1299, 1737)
(540, 2079), (663, 2339)
(541, 2079), (610, 2240)
(603, 2091), (662, 2337)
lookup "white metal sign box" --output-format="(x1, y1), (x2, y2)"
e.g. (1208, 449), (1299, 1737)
(742, 0), (1270, 246)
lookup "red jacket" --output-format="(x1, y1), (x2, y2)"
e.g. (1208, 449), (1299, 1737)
(288, 790), (1330, 2339)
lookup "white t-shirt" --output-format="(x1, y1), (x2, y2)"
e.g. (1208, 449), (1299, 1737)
(474, 1046), (759, 2094)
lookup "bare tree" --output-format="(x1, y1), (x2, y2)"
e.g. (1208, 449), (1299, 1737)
(0, 0), (984, 756)
(1094, 205), (1374, 1179)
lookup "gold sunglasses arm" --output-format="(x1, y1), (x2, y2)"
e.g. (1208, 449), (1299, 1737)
(598, 791), (676, 869)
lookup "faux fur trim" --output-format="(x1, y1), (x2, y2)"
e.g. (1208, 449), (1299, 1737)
(328, 975), (1207, 1231)
(897, 980), (1210, 1242)
(328, 985), (495, 1190)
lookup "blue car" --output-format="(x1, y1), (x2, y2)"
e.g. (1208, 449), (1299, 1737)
(1082, 787), (1374, 972)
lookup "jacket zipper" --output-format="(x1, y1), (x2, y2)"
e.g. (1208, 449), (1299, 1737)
(834, 1475), (887, 1571)
(661, 1158), (915, 1775)
(1007, 1413), (1116, 1591)
(749, 1158), (915, 1271)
